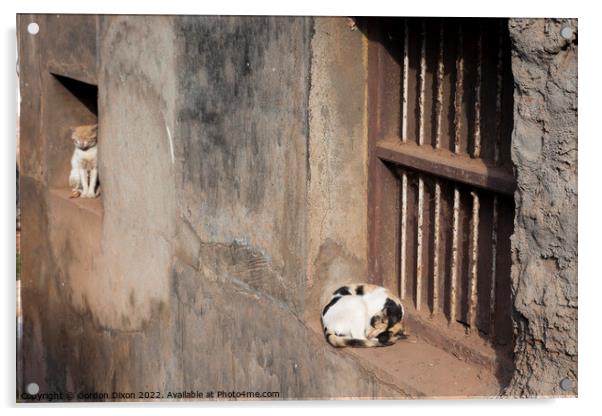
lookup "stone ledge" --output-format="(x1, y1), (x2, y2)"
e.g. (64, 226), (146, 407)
(49, 188), (103, 217)
(305, 312), (503, 398)
(48, 61), (97, 86)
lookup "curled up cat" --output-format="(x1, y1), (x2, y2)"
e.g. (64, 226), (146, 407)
(321, 284), (408, 347)
(69, 124), (100, 199)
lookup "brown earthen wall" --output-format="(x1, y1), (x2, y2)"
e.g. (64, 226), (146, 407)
(506, 18), (578, 397)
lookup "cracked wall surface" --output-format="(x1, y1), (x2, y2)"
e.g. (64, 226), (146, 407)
(506, 18), (578, 397)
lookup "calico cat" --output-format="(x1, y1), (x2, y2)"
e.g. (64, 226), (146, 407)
(68, 124), (100, 199)
(321, 284), (408, 348)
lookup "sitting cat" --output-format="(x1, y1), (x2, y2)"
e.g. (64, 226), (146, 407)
(321, 283), (408, 347)
(68, 124), (100, 199)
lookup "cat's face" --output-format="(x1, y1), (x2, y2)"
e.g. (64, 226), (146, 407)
(71, 124), (98, 150)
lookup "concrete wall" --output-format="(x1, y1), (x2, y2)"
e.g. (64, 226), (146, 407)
(174, 16), (310, 315)
(18, 15), (402, 400)
(18, 13), (101, 396)
(306, 18), (370, 312)
(506, 18), (578, 397)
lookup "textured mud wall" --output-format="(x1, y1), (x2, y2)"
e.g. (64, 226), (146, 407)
(19, 15), (402, 400)
(506, 18), (578, 397)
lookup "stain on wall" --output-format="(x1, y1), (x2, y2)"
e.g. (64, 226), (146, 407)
(175, 16), (312, 314)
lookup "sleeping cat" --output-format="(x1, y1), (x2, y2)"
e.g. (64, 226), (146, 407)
(68, 124), (99, 199)
(321, 284), (408, 347)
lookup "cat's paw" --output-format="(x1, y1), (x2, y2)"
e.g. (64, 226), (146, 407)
(69, 190), (81, 199)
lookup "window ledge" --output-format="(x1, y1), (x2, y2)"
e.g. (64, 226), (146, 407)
(305, 313), (503, 398)
(49, 188), (103, 217)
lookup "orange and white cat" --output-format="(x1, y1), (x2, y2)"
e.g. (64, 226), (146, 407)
(69, 124), (99, 198)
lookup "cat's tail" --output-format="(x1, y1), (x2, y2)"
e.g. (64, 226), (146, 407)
(323, 328), (387, 348)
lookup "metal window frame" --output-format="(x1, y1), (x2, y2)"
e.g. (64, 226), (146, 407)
(367, 17), (515, 354)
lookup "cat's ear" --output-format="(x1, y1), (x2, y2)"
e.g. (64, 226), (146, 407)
(91, 124), (98, 132)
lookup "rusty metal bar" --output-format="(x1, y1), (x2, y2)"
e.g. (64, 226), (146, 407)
(433, 180), (441, 314)
(450, 186), (460, 324)
(494, 21), (503, 163)
(416, 175), (424, 310)
(400, 172), (408, 300)
(454, 24), (464, 154)
(375, 140), (516, 196)
(418, 20), (426, 146)
(468, 191), (480, 330)
(473, 24), (482, 158)
(402, 18), (409, 142)
(399, 18), (410, 300)
(414, 21), (427, 311)
(435, 21), (444, 149)
(467, 25), (482, 331)
(490, 194), (499, 338)
(489, 22), (504, 338)
(432, 22), (444, 315)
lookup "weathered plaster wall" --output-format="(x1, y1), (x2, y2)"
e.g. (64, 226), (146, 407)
(19, 15), (402, 400)
(95, 15), (178, 329)
(18, 13), (101, 396)
(174, 16), (311, 314)
(306, 18), (370, 311)
(506, 18), (578, 397)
